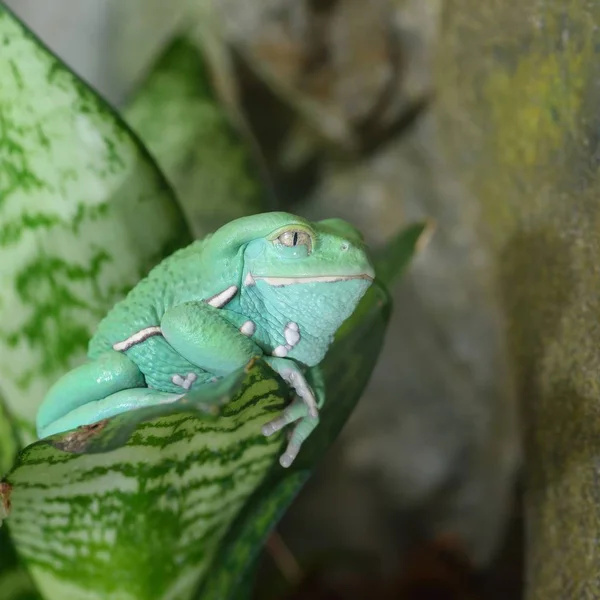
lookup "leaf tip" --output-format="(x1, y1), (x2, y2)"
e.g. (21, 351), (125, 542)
(416, 218), (437, 253)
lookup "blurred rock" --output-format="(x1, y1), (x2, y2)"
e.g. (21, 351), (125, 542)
(214, 0), (437, 154)
(435, 2), (600, 597)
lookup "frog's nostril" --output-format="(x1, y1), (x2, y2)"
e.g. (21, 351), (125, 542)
(341, 243), (349, 252)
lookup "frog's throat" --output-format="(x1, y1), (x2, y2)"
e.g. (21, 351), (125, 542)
(244, 273), (373, 287)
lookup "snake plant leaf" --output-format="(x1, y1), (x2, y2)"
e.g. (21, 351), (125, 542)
(196, 223), (426, 600)
(123, 36), (274, 238)
(0, 5), (190, 443)
(1, 361), (287, 600)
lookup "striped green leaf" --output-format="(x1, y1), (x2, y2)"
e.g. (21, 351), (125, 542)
(1, 361), (288, 600)
(123, 36), (274, 238)
(0, 5), (190, 444)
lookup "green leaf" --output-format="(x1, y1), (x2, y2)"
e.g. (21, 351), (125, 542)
(0, 527), (40, 600)
(2, 361), (288, 600)
(0, 5), (191, 443)
(123, 36), (274, 238)
(374, 221), (433, 288)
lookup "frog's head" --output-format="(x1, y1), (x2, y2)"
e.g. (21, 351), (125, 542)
(233, 212), (375, 366)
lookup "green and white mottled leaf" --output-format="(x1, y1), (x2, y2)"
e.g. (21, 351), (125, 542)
(0, 5), (190, 443)
(123, 36), (273, 238)
(2, 361), (287, 600)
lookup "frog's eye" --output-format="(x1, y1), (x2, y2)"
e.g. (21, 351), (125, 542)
(276, 230), (312, 253)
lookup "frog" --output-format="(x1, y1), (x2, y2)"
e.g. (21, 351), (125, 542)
(36, 211), (375, 467)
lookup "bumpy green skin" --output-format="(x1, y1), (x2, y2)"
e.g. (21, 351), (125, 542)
(36, 212), (374, 467)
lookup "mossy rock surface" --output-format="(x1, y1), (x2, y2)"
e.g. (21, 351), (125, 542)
(436, 2), (600, 597)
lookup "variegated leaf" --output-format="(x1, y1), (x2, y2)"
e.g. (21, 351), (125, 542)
(0, 5), (190, 443)
(1, 361), (287, 600)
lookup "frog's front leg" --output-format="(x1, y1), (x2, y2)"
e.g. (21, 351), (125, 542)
(160, 301), (262, 375)
(262, 360), (326, 467)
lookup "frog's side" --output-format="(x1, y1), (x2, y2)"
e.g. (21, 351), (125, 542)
(36, 212), (374, 467)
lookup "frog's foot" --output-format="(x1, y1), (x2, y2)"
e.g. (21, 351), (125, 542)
(264, 357), (318, 418)
(171, 372), (198, 390)
(262, 396), (319, 468)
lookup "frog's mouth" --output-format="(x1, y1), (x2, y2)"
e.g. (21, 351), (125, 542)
(246, 273), (374, 287)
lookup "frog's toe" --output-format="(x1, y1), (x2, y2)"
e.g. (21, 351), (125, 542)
(261, 396), (308, 437)
(261, 419), (282, 437)
(279, 443), (301, 468)
(278, 414), (320, 468)
(286, 372), (318, 418)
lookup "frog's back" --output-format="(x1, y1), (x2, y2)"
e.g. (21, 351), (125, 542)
(88, 238), (210, 358)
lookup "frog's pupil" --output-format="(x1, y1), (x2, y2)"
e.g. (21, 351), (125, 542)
(293, 232), (299, 245)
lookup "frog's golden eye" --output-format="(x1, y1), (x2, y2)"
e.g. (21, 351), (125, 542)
(276, 230), (312, 253)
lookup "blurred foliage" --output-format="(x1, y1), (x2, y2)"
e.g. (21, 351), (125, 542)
(0, 3), (190, 445)
(123, 36), (274, 238)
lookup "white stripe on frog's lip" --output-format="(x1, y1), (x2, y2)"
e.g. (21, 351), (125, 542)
(251, 274), (374, 287)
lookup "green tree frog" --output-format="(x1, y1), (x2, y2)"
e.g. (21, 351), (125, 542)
(36, 212), (374, 467)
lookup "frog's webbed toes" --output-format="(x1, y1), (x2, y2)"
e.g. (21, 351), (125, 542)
(261, 396), (307, 436)
(264, 357), (319, 418)
(278, 414), (320, 468)
(287, 372), (318, 418)
(262, 396), (320, 467)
